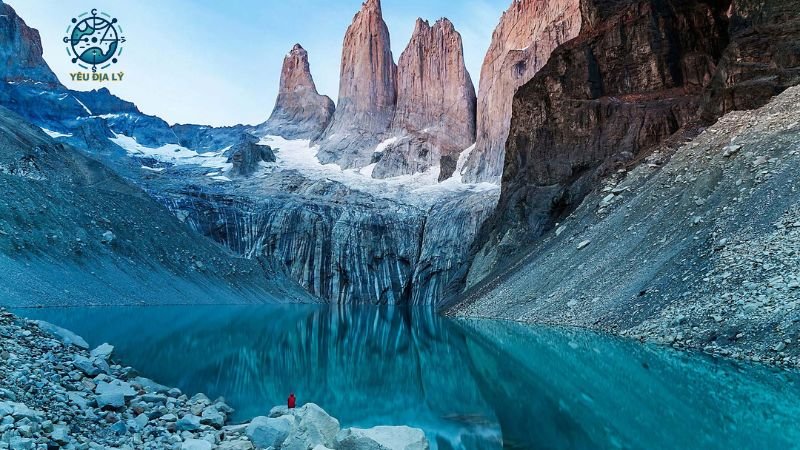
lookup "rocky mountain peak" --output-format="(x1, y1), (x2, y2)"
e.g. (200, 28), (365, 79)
(371, 15), (476, 180)
(282, 44), (316, 93)
(460, 0), (582, 183)
(0, 2), (60, 85)
(258, 43), (335, 140)
(313, 0), (397, 168)
(364, 0), (382, 12)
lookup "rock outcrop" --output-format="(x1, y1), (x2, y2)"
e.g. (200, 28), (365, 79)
(258, 44), (335, 140)
(0, 2), (59, 85)
(162, 174), (498, 305)
(699, 0), (800, 120)
(335, 426), (429, 450)
(457, 0), (800, 327)
(460, 0), (582, 183)
(226, 135), (276, 177)
(315, 0), (397, 169)
(372, 18), (476, 180)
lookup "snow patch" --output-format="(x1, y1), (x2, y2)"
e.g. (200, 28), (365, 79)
(110, 132), (232, 171)
(359, 163), (377, 177)
(446, 143), (476, 184)
(258, 135), (498, 206)
(72, 96), (93, 115)
(96, 113), (126, 120)
(40, 128), (72, 139)
(373, 136), (399, 154)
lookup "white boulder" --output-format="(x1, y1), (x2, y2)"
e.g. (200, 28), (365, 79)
(335, 426), (429, 450)
(245, 415), (294, 449)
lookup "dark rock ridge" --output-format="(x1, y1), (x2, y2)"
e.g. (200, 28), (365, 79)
(372, 18), (476, 180)
(699, 0), (800, 120)
(257, 44), (335, 140)
(226, 135), (276, 177)
(315, 0), (397, 169)
(461, 0), (582, 183)
(450, 0), (800, 362)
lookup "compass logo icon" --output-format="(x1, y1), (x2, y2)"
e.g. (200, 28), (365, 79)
(64, 8), (126, 73)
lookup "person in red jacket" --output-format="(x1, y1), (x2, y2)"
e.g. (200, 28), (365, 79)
(288, 393), (296, 409)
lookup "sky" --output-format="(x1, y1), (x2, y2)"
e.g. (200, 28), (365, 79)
(8, 0), (509, 127)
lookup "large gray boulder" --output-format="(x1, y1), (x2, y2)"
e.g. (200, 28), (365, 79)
(72, 355), (101, 377)
(96, 392), (125, 410)
(182, 439), (213, 450)
(177, 414), (203, 432)
(245, 415), (294, 449)
(281, 403), (340, 450)
(95, 380), (136, 397)
(201, 406), (226, 429)
(133, 376), (171, 394)
(335, 426), (429, 450)
(90, 343), (114, 360)
(33, 320), (89, 349)
(218, 440), (255, 450)
(94, 380), (136, 410)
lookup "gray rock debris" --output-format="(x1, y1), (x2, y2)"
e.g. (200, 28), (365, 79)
(0, 307), (431, 449)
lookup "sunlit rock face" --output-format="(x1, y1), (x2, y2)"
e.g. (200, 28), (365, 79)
(460, 0), (582, 183)
(469, 0), (732, 281)
(258, 44), (335, 140)
(467, 0), (800, 302)
(315, 0), (397, 169)
(372, 18), (476, 181)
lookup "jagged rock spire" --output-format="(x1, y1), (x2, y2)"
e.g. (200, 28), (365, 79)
(371, 17), (477, 180)
(259, 43), (334, 140)
(314, 0), (398, 168)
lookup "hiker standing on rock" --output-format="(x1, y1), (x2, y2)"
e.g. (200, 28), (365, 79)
(288, 392), (296, 409)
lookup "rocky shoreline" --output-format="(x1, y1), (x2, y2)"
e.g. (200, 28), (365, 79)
(0, 308), (429, 450)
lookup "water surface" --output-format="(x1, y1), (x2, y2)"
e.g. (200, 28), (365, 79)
(14, 305), (800, 449)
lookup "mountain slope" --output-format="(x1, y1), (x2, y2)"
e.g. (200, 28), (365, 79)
(0, 106), (312, 306)
(448, 85), (800, 367)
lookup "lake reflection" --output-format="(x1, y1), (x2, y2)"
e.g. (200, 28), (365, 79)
(14, 305), (800, 450)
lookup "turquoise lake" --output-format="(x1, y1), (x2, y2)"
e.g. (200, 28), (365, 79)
(13, 305), (800, 450)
